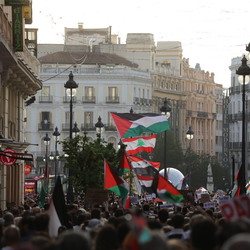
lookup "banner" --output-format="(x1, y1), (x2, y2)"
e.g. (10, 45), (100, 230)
(220, 194), (250, 221)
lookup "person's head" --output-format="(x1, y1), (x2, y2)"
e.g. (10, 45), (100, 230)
(158, 208), (169, 223)
(3, 212), (14, 227)
(140, 233), (168, 250)
(3, 225), (20, 247)
(34, 213), (50, 232)
(30, 235), (54, 249)
(94, 225), (119, 250)
(56, 230), (91, 250)
(114, 209), (124, 218)
(168, 239), (189, 250)
(91, 208), (101, 219)
(18, 215), (35, 234)
(221, 233), (250, 250)
(171, 213), (184, 229)
(190, 217), (217, 250)
(142, 204), (150, 212)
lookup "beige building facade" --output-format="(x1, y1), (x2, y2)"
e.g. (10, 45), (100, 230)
(0, 1), (41, 208)
(36, 25), (223, 161)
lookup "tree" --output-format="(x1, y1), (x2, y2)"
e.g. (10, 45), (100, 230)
(61, 133), (119, 195)
(153, 131), (184, 170)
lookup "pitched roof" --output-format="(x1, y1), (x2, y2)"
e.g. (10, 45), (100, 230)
(39, 51), (138, 68)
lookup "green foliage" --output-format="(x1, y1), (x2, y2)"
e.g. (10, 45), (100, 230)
(153, 131), (184, 169)
(61, 133), (119, 195)
(153, 130), (230, 191)
(182, 151), (230, 191)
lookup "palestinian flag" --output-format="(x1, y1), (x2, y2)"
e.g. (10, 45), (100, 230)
(111, 112), (170, 139)
(231, 164), (246, 198)
(157, 174), (184, 203)
(104, 160), (129, 199)
(118, 152), (132, 176)
(122, 135), (156, 155)
(48, 176), (71, 237)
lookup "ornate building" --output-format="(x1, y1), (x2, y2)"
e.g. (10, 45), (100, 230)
(0, 1), (41, 208)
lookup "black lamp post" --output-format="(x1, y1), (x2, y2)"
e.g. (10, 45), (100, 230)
(43, 133), (50, 190)
(186, 126), (194, 149)
(160, 98), (171, 179)
(64, 71), (78, 204)
(64, 71), (78, 139)
(52, 126), (60, 185)
(95, 116), (104, 141)
(72, 122), (80, 138)
(236, 55), (250, 194)
(186, 126), (194, 189)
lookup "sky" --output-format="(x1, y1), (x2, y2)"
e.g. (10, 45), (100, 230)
(28, 0), (250, 88)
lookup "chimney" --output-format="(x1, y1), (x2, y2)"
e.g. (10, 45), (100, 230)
(78, 22), (83, 30)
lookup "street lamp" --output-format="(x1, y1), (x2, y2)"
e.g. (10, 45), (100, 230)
(64, 71), (78, 204)
(160, 98), (171, 179)
(186, 126), (194, 189)
(95, 116), (104, 140)
(64, 71), (78, 139)
(72, 122), (80, 138)
(236, 55), (250, 195)
(118, 139), (125, 151)
(186, 126), (194, 149)
(43, 133), (50, 185)
(52, 126), (60, 185)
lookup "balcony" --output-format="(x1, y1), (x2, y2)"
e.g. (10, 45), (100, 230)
(105, 124), (116, 131)
(81, 123), (95, 131)
(39, 96), (53, 103)
(62, 123), (70, 131)
(134, 97), (140, 105)
(187, 110), (192, 116)
(38, 122), (54, 131)
(197, 111), (208, 118)
(82, 96), (96, 103)
(63, 96), (77, 103)
(106, 96), (119, 103)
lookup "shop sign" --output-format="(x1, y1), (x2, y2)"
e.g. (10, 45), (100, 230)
(0, 149), (17, 166)
(24, 180), (36, 194)
(12, 6), (24, 51)
(24, 164), (32, 175)
(5, 0), (29, 5)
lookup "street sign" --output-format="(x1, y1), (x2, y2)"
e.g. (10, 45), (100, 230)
(24, 164), (32, 175)
(0, 149), (17, 166)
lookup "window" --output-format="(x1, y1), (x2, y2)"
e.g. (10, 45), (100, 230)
(85, 87), (95, 102)
(40, 111), (51, 130)
(107, 87), (119, 102)
(109, 87), (117, 97)
(108, 112), (116, 127)
(65, 112), (74, 124)
(41, 86), (50, 97)
(40, 86), (52, 102)
(84, 112), (93, 129)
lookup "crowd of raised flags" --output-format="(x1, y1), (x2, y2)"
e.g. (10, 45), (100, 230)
(40, 111), (250, 238)
(104, 112), (184, 207)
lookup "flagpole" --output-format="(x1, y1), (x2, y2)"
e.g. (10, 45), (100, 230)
(160, 98), (171, 180)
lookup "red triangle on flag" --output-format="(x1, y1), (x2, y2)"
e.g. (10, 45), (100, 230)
(104, 160), (124, 189)
(111, 113), (133, 138)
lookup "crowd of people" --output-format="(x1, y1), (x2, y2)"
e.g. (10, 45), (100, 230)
(1, 193), (250, 250)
